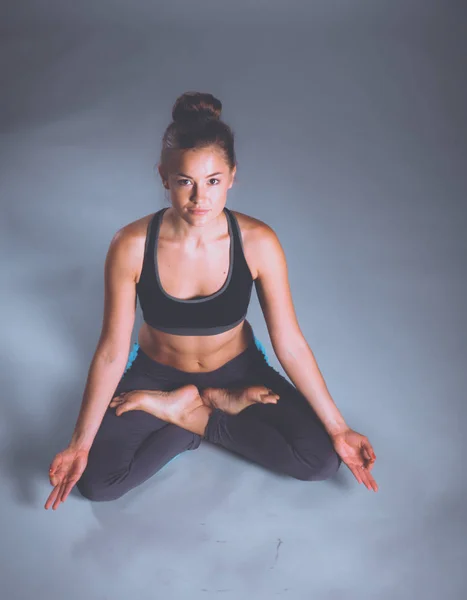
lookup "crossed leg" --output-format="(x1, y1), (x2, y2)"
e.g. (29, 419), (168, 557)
(76, 341), (341, 502)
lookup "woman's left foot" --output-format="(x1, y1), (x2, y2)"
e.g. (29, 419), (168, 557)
(200, 386), (279, 415)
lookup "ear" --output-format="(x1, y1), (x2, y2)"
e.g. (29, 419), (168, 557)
(228, 165), (237, 188)
(158, 164), (169, 189)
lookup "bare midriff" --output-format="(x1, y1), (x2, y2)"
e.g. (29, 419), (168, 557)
(137, 318), (255, 373)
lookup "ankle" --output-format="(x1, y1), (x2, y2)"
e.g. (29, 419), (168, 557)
(199, 387), (219, 409)
(175, 386), (213, 436)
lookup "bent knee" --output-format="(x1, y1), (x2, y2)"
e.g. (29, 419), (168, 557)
(76, 477), (128, 502)
(293, 449), (342, 482)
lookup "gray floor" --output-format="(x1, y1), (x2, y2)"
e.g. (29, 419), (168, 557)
(1, 1), (466, 599)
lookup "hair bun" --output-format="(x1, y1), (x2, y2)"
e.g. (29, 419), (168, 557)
(172, 91), (222, 124)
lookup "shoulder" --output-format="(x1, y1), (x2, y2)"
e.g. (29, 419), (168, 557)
(106, 212), (155, 283)
(230, 210), (283, 279)
(229, 209), (277, 242)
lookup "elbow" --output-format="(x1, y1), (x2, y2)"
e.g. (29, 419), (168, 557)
(272, 333), (308, 363)
(95, 341), (132, 365)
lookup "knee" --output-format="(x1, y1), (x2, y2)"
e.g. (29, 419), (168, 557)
(293, 449), (342, 482)
(76, 476), (128, 503)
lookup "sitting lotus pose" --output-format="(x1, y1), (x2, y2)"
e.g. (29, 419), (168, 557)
(45, 91), (378, 510)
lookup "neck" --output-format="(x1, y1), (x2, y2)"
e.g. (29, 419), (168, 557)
(164, 207), (227, 245)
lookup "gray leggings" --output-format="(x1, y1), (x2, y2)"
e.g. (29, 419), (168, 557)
(76, 339), (342, 501)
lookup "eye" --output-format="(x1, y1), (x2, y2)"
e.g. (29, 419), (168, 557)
(176, 178), (220, 186)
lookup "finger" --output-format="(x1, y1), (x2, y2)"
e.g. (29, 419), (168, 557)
(45, 485), (60, 510)
(49, 454), (62, 470)
(353, 465), (371, 487)
(54, 482), (69, 510)
(60, 478), (76, 503)
(50, 469), (63, 487)
(45, 486), (59, 509)
(364, 473), (378, 492)
(348, 464), (363, 485)
(360, 446), (370, 464)
(364, 442), (376, 461)
(61, 481), (76, 503)
(359, 466), (378, 492)
(361, 446), (376, 469)
(49, 457), (62, 482)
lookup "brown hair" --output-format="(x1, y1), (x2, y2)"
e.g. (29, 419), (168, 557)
(160, 91), (237, 175)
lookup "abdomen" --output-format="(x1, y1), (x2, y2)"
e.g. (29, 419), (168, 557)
(137, 319), (254, 372)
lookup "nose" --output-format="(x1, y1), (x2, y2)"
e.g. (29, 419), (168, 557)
(190, 190), (208, 204)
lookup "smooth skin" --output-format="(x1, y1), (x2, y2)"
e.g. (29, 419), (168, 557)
(45, 146), (377, 510)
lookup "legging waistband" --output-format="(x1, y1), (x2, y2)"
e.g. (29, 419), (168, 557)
(127, 338), (267, 388)
(126, 335), (270, 374)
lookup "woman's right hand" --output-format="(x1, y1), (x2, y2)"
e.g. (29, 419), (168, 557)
(44, 446), (89, 510)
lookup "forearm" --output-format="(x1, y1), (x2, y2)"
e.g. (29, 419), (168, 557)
(69, 351), (129, 451)
(275, 340), (349, 437)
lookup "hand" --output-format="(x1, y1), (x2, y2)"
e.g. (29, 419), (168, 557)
(331, 428), (378, 492)
(44, 446), (89, 510)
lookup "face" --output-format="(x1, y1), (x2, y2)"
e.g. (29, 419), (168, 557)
(159, 146), (236, 224)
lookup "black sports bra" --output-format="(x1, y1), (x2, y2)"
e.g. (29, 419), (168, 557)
(136, 207), (254, 335)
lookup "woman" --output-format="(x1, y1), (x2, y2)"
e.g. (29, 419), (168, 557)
(45, 91), (378, 510)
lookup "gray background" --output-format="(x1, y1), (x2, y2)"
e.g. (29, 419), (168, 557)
(1, 1), (466, 598)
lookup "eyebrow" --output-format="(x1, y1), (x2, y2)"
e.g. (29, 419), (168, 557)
(175, 171), (223, 178)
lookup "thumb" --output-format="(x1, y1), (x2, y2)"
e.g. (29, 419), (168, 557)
(362, 444), (375, 463)
(49, 457), (61, 481)
(49, 468), (61, 486)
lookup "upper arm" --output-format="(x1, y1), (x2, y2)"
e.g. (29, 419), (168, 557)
(97, 227), (141, 361)
(254, 224), (304, 352)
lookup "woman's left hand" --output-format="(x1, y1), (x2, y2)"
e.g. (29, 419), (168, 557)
(331, 428), (378, 492)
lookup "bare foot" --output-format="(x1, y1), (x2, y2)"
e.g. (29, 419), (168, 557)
(110, 385), (204, 425)
(200, 385), (280, 415)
